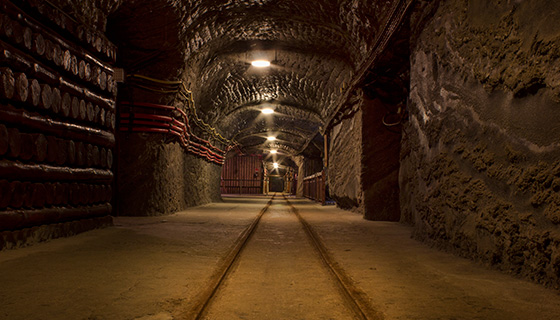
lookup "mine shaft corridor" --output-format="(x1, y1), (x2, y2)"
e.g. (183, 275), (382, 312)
(1, 195), (559, 320)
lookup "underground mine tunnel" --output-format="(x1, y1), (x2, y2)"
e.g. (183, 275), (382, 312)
(1, 0), (560, 319)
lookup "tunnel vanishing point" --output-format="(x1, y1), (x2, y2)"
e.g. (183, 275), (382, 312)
(1, 0), (560, 294)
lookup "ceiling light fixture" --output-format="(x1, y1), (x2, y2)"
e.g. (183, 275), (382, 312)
(267, 136), (276, 141)
(251, 60), (271, 67)
(273, 162), (279, 168)
(269, 150), (278, 154)
(261, 108), (274, 114)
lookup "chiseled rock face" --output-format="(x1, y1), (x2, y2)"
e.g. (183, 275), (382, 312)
(402, 0), (560, 287)
(117, 134), (222, 216)
(328, 105), (363, 213)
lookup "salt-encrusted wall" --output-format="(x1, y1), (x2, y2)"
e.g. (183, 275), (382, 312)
(401, 0), (560, 287)
(328, 103), (364, 212)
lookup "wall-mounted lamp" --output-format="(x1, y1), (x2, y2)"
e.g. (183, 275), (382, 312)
(273, 162), (279, 169)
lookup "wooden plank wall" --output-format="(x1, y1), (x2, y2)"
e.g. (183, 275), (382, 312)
(221, 155), (262, 194)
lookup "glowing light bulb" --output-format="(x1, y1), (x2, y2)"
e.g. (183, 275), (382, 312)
(273, 162), (279, 168)
(261, 108), (274, 114)
(251, 60), (271, 67)
(267, 136), (276, 141)
(269, 150), (278, 154)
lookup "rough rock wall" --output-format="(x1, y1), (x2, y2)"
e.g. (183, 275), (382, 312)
(362, 98), (401, 221)
(327, 104), (363, 212)
(116, 134), (222, 216)
(108, 1), (224, 217)
(401, 0), (560, 287)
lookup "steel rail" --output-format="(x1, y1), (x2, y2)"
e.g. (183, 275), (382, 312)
(185, 194), (276, 320)
(283, 194), (384, 320)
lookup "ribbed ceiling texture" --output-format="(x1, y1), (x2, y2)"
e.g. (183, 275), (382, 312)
(104, 0), (411, 158)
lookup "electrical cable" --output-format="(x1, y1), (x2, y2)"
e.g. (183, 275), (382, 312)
(119, 101), (227, 164)
(126, 74), (236, 146)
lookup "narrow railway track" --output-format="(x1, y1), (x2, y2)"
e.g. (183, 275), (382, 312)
(184, 194), (382, 320)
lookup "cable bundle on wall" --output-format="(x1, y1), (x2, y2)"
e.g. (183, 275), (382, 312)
(125, 73), (236, 146)
(119, 101), (229, 165)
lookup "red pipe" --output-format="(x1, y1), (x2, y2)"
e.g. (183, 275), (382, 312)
(119, 126), (223, 164)
(119, 101), (227, 164)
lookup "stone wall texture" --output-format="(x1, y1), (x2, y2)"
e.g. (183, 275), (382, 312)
(401, 0), (560, 287)
(117, 134), (222, 216)
(328, 104), (363, 212)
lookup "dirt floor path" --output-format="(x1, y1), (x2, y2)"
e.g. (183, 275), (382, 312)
(0, 195), (559, 320)
(202, 198), (355, 320)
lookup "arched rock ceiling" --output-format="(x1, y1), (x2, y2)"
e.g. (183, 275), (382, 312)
(111, 0), (407, 157)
